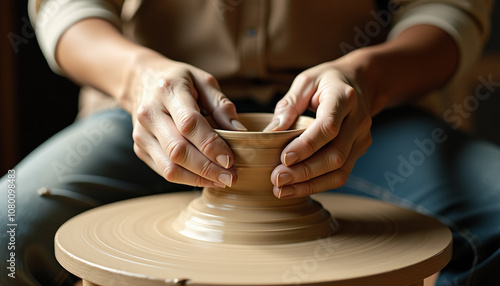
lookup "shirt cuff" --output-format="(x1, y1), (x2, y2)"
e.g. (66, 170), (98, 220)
(388, 2), (489, 86)
(30, 0), (122, 74)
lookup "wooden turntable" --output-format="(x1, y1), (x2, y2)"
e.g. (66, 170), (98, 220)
(55, 114), (452, 286)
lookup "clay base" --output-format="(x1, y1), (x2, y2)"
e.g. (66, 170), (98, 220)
(171, 187), (338, 245)
(55, 192), (451, 286)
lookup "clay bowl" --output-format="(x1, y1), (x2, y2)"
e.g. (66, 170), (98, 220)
(172, 113), (339, 245)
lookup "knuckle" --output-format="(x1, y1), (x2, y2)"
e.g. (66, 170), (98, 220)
(300, 136), (316, 155)
(199, 160), (213, 178)
(295, 72), (313, 87)
(304, 180), (315, 196)
(287, 99), (302, 118)
(203, 73), (219, 87)
(218, 96), (235, 110)
(199, 132), (221, 154)
(361, 115), (372, 130)
(173, 78), (195, 96)
(133, 143), (145, 159)
(136, 104), (156, 126)
(180, 77), (194, 90)
(333, 169), (349, 188)
(131, 129), (143, 146)
(275, 98), (288, 109)
(159, 76), (192, 94)
(166, 140), (189, 164)
(155, 79), (169, 94)
(344, 86), (358, 102)
(301, 162), (314, 181)
(159, 160), (178, 182)
(274, 98), (293, 115)
(213, 94), (235, 114)
(155, 78), (172, 91)
(326, 146), (348, 170)
(177, 111), (199, 137)
(335, 86), (357, 109)
(319, 117), (340, 141)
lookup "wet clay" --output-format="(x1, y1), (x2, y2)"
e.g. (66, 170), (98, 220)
(55, 114), (452, 286)
(173, 114), (338, 245)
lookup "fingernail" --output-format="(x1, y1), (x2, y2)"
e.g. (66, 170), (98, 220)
(216, 154), (230, 169)
(213, 181), (226, 188)
(263, 119), (280, 132)
(218, 173), (233, 187)
(231, 119), (247, 131)
(284, 152), (299, 167)
(276, 173), (292, 187)
(278, 186), (295, 199)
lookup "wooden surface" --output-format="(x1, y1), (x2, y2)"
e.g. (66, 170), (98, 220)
(55, 192), (452, 286)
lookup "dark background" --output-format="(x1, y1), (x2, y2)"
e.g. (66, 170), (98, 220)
(1, 0), (500, 175)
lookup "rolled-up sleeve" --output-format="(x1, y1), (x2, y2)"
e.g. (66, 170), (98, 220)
(388, 0), (493, 83)
(28, 0), (124, 73)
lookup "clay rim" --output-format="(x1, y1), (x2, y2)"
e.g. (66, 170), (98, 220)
(207, 113), (314, 135)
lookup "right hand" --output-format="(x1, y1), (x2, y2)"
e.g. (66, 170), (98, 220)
(124, 51), (246, 188)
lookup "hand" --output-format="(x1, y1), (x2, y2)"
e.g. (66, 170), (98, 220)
(127, 52), (247, 188)
(57, 19), (456, 195)
(266, 55), (373, 199)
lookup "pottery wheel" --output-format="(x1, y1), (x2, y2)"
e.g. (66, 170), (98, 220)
(55, 192), (452, 286)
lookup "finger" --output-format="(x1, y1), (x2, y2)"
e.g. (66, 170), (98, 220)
(272, 123), (356, 187)
(160, 79), (235, 169)
(132, 123), (226, 188)
(152, 112), (237, 187)
(192, 71), (247, 131)
(263, 73), (316, 132)
(279, 85), (356, 167)
(272, 99), (370, 185)
(273, 133), (372, 199)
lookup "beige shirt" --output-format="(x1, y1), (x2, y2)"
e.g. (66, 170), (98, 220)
(29, 0), (493, 116)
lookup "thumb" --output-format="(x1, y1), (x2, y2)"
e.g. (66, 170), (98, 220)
(264, 74), (316, 131)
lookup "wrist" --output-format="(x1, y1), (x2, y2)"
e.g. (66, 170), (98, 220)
(334, 47), (388, 115)
(119, 48), (170, 113)
(354, 46), (392, 115)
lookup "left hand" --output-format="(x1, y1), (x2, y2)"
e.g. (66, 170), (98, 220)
(265, 56), (373, 199)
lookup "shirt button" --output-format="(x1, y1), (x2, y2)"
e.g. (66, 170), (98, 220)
(246, 28), (257, 37)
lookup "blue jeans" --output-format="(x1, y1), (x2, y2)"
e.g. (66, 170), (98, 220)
(1, 106), (499, 285)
